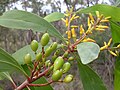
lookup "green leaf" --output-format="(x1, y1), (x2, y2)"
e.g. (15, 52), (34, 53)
(77, 4), (120, 22)
(0, 10), (64, 41)
(77, 42), (100, 64)
(44, 12), (64, 22)
(77, 60), (107, 90)
(110, 21), (120, 43)
(114, 56), (120, 90)
(0, 48), (27, 76)
(32, 77), (53, 90)
(0, 72), (14, 84)
(12, 45), (38, 65)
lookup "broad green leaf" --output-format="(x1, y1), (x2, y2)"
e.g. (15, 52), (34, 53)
(12, 45), (37, 65)
(0, 10), (64, 41)
(114, 56), (120, 90)
(77, 4), (120, 22)
(77, 60), (107, 90)
(44, 12), (64, 22)
(77, 42), (100, 64)
(0, 48), (27, 76)
(110, 21), (120, 43)
(0, 72), (14, 84)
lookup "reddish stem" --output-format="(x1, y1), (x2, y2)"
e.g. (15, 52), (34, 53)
(28, 80), (53, 87)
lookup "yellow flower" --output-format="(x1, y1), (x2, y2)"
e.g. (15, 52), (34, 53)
(68, 31), (71, 39)
(96, 25), (109, 29)
(108, 50), (117, 56)
(100, 46), (107, 51)
(96, 11), (100, 18)
(82, 38), (96, 42)
(80, 25), (85, 35)
(89, 13), (94, 22)
(71, 28), (76, 38)
(87, 17), (90, 26)
(95, 28), (105, 32)
(100, 20), (109, 23)
(107, 38), (112, 46)
(105, 16), (111, 20)
(117, 44), (120, 48)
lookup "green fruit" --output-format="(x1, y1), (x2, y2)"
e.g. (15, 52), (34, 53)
(54, 56), (64, 71)
(63, 74), (73, 83)
(40, 33), (50, 46)
(52, 69), (63, 81)
(44, 47), (52, 57)
(24, 53), (31, 64)
(68, 56), (74, 61)
(30, 40), (38, 52)
(62, 62), (71, 73)
(36, 52), (42, 61)
(50, 42), (58, 51)
(45, 65), (54, 76)
(45, 60), (51, 67)
(63, 51), (68, 58)
(52, 54), (57, 62)
(54, 49), (60, 55)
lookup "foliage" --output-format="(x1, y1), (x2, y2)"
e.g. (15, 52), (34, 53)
(0, 4), (120, 90)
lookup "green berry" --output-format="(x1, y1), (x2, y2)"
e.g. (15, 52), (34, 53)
(45, 60), (51, 67)
(36, 52), (42, 61)
(63, 51), (68, 58)
(24, 53), (31, 64)
(52, 54), (57, 62)
(30, 40), (38, 52)
(63, 74), (73, 83)
(62, 62), (71, 73)
(44, 47), (52, 57)
(40, 33), (50, 46)
(50, 42), (58, 51)
(53, 56), (64, 71)
(52, 69), (63, 81)
(68, 56), (74, 61)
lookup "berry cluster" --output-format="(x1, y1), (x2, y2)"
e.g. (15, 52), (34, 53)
(23, 33), (74, 88)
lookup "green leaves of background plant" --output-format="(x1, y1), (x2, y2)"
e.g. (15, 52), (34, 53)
(0, 48), (27, 76)
(0, 10), (64, 41)
(77, 60), (107, 90)
(77, 42), (100, 64)
(44, 12), (64, 22)
(110, 21), (120, 43)
(114, 56), (120, 90)
(0, 72), (14, 85)
(77, 4), (120, 22)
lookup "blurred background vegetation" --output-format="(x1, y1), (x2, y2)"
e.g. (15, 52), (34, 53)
(0, 0), (120, 90)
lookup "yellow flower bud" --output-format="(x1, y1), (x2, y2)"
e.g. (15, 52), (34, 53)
(100, 20), (109, 23)
(68, 31), (71, 39)
(89, 13), (94, 22)
(109, 50), (117, 56)
(88, 17), (90, 26)
(96, 25), (109, 29)
(80, 25), (85, 35)
(105, 16), (111, 20)
(95, 28), (105, 31)
(82, 38), (96, 42)
(96, 11), (100, 18)
(66, 18), (69, 27)
(71, 28), (76, 38)
(108, 38), (112, 46)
